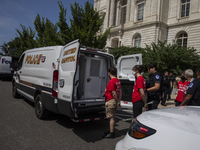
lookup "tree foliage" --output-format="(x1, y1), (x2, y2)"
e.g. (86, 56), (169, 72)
(110, 41), (200, 76)
(58, 0), (110, 48)
(34, 14), (62, 47)
(1, 0), (108, 55)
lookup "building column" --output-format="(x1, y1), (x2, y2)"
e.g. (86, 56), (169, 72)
(105, 0), (111, 28)
(126, 0), (131, 21)
(109, 0), (115, 27)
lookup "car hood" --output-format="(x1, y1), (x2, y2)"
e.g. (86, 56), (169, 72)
(137, 106), (200, 135)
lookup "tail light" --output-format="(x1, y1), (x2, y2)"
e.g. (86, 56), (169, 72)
(128, 119), (156, 139)
(52, 70), (58, 97)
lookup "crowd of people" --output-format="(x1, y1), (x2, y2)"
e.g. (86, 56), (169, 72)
(103, 64), (200, 139)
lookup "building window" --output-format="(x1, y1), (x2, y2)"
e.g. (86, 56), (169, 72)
(138, 4), (144, 21)
(176, 32), (188, 47)
(134, 34), (141, 47)
(121, 0), (127, 24)
(181, 0), (190, 17)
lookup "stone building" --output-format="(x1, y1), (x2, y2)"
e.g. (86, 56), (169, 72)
(94, 0), (200, 52)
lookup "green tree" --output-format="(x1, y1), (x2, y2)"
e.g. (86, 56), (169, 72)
(0, 42), (10, 55)
(57, 0), (110, 48)
(57, 0), (71, 45)
(34, 14), (62, 47)
(15, 24), (36, 54)
(110, 41), (200, 76)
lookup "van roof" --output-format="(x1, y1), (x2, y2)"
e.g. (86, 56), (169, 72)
(24, 46), (63, 53)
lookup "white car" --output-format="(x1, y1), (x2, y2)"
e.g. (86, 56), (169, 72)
(116, 106), (200, 150)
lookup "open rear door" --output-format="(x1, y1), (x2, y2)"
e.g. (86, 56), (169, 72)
(57, 39), (80, 117)
(117, 54), (142, 107)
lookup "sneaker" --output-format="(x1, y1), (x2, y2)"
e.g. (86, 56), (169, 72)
(161, 103), (167, 106)
(104, 130), (110, 135)
(103, 132), (115, 139)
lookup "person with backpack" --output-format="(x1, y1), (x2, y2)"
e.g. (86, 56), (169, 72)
(161, 70), (170, 106)
(146, 63), (163, 110)
(180, 68), (200, 106)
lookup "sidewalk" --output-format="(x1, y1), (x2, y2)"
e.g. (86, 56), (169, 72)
(158, 94), (177, 108)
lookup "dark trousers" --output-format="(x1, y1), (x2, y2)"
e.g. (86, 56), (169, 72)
(168, 87), (173, 99)
(162, 87), (169, 104)
(175, 100), (182, 106)
(133, 99), (144, 118)
(147, 95), (160, 110)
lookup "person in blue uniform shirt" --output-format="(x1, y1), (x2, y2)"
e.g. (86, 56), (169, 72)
(180, 68), (200, 106)
(146, 63), (163, 110)
(161, 70), (170, 106)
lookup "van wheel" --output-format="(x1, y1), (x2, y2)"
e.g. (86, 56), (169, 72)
(35, 94), (50, 119)
(12, 82), (20, 98)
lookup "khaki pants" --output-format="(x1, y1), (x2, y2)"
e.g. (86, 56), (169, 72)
(105, 99), (117, 118)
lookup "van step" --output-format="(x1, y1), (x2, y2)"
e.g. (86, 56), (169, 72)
(70, 113), (106, 122)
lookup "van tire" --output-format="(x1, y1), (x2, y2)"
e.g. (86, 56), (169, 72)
(35, 94), (50, 119)
(12, 82), (20, 98)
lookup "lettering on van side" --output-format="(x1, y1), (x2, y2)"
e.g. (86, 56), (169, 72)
(1, 58), (11, 64)
(25, 54), (43, 64)
(43, 83), (51, 87)
(61, 56), (75, 64)
(63, 48), (76, 56)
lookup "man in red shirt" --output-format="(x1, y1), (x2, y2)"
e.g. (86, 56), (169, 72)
(104, 67), (122, 138)
(175, 72), (187, 106)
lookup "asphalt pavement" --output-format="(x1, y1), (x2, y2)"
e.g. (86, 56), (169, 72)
(0, 78), (177, 150)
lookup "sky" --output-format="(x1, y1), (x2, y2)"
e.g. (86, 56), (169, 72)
(0, 0), (94, 48)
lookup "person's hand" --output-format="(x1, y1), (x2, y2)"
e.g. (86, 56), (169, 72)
(117, 102), (121, 108)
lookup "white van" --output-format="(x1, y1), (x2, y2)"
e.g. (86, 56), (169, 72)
(12, 39), (142, 122)
(0, 55), (19, 79)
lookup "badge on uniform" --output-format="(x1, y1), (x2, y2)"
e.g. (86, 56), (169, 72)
(189, 83), (193, 88)
(155, 75), (160, 79)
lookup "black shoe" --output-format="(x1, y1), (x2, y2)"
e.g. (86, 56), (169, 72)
(161, 103), (167, 106)
(104, 130), (110, 135)
(103, 132), (115, 138)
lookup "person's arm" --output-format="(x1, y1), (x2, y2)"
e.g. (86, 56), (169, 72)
(139, 88), (146, 104)
(119, 89), (122, 102)
(112, 91), (118, 103)
(180, 94), (193, 106)
(147, 83), (160, 92)
(170, 81), (173, 88)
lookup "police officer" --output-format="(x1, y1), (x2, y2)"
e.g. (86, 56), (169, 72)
(146, 63), (163, 110)
(161, 70), (170, 106)
(180, 68), (200, 106)
(168, 72), (175, 100)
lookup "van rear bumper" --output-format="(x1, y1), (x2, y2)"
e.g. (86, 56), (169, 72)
(74, 106), (105, 115)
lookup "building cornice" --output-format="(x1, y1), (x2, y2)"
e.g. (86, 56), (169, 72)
(168, 18), (200, 28)
(109, 18), (200, 33)
(110, 21), (168, 33)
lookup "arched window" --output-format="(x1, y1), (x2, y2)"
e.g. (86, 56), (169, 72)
(176, 32), (188, 47)
(181, 0), (190, 17)
(121, 0), (127, 24)
(134, 34), (141, 47)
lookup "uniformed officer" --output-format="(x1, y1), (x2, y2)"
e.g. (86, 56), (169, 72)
(146, 63), (163, 110)
(180, 68), (200, 106)
(161, 71), (170, 106)
(168, 72), (175, 100)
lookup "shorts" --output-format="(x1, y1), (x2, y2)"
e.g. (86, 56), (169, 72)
(105, 99), (117, 118)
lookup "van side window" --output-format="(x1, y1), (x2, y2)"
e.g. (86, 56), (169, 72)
(18, 54), (25, 70)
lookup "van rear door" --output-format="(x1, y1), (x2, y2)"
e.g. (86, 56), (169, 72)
(117, 54), (142, 107)
(57, 39), (80, 117)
